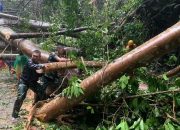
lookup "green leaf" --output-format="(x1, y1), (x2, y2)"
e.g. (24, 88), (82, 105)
(139, 119), (144, 130)
(154, 107), (160, 117)
(86, 106), (94, 114)
(164, 123), (175, 130)
(130, 118), (141, 129)
(116, 122), (123, 130)
(119, 75), (130, 89)
(102, 28), (108, 34)
(132, 98), (138, 108)
(175, 77), (180, 86)
(116, 120), (129, 130)
(70, 86), (74, 97)
(175, 96), (180, 106)
(109, 126), (115, 130)
(79, 87), (84, 94)
(162, 74), (169, 81)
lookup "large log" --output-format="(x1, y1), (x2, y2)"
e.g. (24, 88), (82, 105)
(0, 54), (18, 60)
(0, 26), (103, 68)
(33, 22), (180, 122)
(0, 18), (81, 38)
(0, 13), (51, 31)
(165, 65), (180, 77)
(37, 61), (106, 73)
(0, 26), (49, 63)
(0, 13), (88, 34)
(4, 27), (88, 39)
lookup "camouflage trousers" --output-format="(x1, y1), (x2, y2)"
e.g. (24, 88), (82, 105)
(12, 79), (45, 118)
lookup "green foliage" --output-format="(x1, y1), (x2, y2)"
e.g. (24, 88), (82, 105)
(163, 119), (180, 130)
(62, 76), (84, 99)
(121, 21), (149, 45)
(129, 118), (148, 130)
(116, 119), (129, 130)
(175, 77), (180, 86)
(136, 67), (170, 91)
(86, 106), (95, 114)
(166, 55), (178, 66)
(40, 0), (148, 60)
(96, 66), (179, 130)
(121, 0), (143, 13)
(13, 122), (24, 130)
(46, 123), (71, 130)
(77, 31), (106, 60)
(162, 74), (169, 81)
(7, 0), (179, 129)
(164, 122), (175, 130)
(118, 75), (130, 89)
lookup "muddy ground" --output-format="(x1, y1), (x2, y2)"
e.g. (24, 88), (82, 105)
(0, 70), (36, 130)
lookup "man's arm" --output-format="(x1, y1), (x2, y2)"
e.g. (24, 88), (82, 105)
(28, 60), (43, 69)
(55, 56), (70, 62)
(48, 53), (70, 62)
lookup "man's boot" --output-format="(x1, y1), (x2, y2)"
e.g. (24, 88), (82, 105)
(32, 93), (40, 106)
(12, 99), (23, 118)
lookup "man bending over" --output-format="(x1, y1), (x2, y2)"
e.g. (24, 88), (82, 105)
(12, 50), (45, 119)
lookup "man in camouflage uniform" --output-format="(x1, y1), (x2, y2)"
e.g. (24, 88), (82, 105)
(41, 46), (68, 98)
(12, 50), (45, 119)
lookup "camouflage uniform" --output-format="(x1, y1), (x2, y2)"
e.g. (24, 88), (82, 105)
(41, 53), (61, 98)
(12, 59), (44, 118)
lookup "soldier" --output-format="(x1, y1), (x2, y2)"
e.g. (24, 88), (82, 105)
(41, 46), (69, 98)
(126, 40), (137, 51)
(12, 50), (45, 119)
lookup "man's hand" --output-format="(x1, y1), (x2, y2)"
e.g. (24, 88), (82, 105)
(36, 64), (45, 74)
(10, 68), (16, 74)
(39, 64), (45, 69)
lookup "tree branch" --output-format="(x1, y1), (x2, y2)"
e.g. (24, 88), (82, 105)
(125, 89), (180, 99)
(5, 27), (88, 40)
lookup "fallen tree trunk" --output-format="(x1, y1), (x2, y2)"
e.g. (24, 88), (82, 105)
(0, 13), (88, 34)
(0, 18), (81, 38)
(165, 65), (180, 77)
(0, 54), (18, 60)
(0, 26), (49, 63)
(0, 13), (51, 31)
(0, 26), (103, 69)
(37, 61), (106, 73)
(32, 22), (180, 122)
(0, 13), (111, 31)
(4, 27), (88, 40)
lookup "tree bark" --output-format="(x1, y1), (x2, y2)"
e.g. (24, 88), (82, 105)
(4, 27), (88, 40)
(37, 61), (106, 73)
(0, 26), (49, 63)
(0, 26), (103, 68)
(33, 22), (180, 122)
(0, 54), (18, 60)
(0, 13), (51, 31)
(165, 65), (180, 77)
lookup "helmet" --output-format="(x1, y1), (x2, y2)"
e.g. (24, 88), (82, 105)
(128, 40), (134, 46)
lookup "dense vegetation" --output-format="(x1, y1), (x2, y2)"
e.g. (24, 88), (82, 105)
(2, 0), (179, 129)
